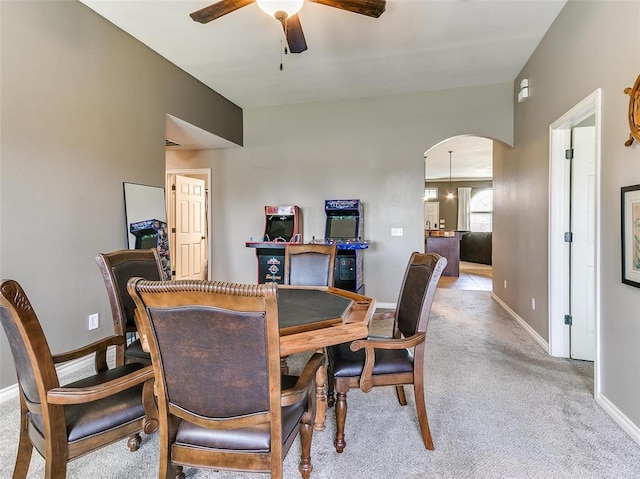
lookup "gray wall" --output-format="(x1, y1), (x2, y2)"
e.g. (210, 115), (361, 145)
(166, 84), (514, 303)
(0, 1), (242, 388)
(493, 0), (640, 425)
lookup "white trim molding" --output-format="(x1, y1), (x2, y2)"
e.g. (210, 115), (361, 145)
(548, 89), (602, 398)
(492, 293), (549, 353)
(598, 393), (640, 447)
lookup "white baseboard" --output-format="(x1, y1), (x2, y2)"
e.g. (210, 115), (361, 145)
(0, 348), (116, 404)
(491, 293), (550, 354)
(598, 392), (640, 447)
(0, 382), (18, 404)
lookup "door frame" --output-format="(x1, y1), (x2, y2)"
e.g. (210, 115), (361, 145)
(166, 168), (212, 280)
(548, 89), (601, 396)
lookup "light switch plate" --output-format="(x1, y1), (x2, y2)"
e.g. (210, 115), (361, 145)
(391, 228), (403, 236)
(88, 313), (99, 330)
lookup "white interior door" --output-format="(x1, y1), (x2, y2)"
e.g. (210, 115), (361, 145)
(171, 175), (206, 280)
(424, 201), (440, 230)
(570, 124), (596, 361)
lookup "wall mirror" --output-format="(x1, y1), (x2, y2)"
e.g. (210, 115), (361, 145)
(123, 182), (171, 279)
(123, 182), (167, 249)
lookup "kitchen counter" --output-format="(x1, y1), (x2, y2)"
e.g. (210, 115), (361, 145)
(425, 231), (463, 277)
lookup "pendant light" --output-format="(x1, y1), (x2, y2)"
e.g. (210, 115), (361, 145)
(446, 150), (455, 199)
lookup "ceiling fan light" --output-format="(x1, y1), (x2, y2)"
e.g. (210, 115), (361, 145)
(256, 0), (304, 18)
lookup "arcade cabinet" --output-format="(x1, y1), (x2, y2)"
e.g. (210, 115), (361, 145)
(129, 219), (171, 280)
(323, 199), (369, 293)
(245, 205), (303, 284)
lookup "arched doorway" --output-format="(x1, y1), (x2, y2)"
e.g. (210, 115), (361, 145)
(423, 135), (493, 291)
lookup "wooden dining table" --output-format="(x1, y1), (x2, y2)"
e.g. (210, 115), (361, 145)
(276, 285), (376, 430)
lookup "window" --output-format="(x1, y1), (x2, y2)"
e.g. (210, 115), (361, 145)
(470, 189), (493, 232)
(424, 188), (438, 201)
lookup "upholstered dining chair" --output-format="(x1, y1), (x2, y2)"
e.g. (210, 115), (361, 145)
(284, 244), (337, 287)
(0, 279), (157, 479)
(128, 278), (324, 479)
(95, 248), (164, 366)
(326, 252), (447, 453)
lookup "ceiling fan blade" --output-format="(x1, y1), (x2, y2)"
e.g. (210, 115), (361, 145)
(310, 0), (386, 18)
(284, 14), (308, 54)
(190, 0), (255, 24)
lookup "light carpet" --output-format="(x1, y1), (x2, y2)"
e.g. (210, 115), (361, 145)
(2, 289), (640, 478)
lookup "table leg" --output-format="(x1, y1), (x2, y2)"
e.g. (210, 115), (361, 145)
(314, 362), (327, 431)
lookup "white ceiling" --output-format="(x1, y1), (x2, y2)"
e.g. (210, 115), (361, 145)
(80, 0), (566, 178)
(80, 0), (566, 110)
(425, 136), (493, 181)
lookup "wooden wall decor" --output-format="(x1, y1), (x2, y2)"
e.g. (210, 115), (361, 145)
(624, 74), (640, 147)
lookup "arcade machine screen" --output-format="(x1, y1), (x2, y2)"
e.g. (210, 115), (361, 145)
(265, 216), (295, 242)
(327, 217), (358, 240)
(139, 235), (159, 250)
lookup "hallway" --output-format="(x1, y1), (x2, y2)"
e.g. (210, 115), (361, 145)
(437, 261), (492, 291)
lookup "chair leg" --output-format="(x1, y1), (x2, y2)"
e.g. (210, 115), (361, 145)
(298, 419), (313, 479)
(13, 398), (33, 479)
(313, 364), (327, 431)
(395, 385), (407, 406)
(414, 382), (434, 450)
(44, 447), (67, 479)
(334, 388), (348, 453)
(326, 363), (335, 408)
(127, 433), (142, 452)
(160, 460), (180, 479)
(160, 416), (182, 479)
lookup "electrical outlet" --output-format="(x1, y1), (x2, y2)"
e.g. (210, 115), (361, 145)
(88, 313), (99, 330)
(531, 298), (536, 311)
(391, 228), (403, 237)
(504, 280), (507, 289)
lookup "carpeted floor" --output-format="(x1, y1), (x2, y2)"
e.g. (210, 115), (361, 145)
(2, 289), (640, 478)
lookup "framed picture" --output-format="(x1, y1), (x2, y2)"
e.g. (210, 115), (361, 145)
(621, 184), (640, 288)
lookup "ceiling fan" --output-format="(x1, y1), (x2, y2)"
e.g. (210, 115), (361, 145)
(190, 0), (386, 54)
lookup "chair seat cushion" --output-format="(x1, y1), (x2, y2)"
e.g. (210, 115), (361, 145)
(327, 337), (414, 378)
(30, 363), (146, 443)
(175, 377), (307, 452)
(124, 338), (151, 362)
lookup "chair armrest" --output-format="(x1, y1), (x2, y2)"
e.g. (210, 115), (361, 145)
(52, 335), (125, 364)
(349, 333), (425, 352)
(47, 365), (154, 405)
(349, 333), (426, 393)
(281, 352), (324, 407)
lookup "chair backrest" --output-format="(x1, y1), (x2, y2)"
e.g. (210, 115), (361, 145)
(95, 248), (164, 336)
(394, 252), (447, 339)
(284, 244), (337, 286)
(0, 280), (59, 418)
(127, 279), (282, 437)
